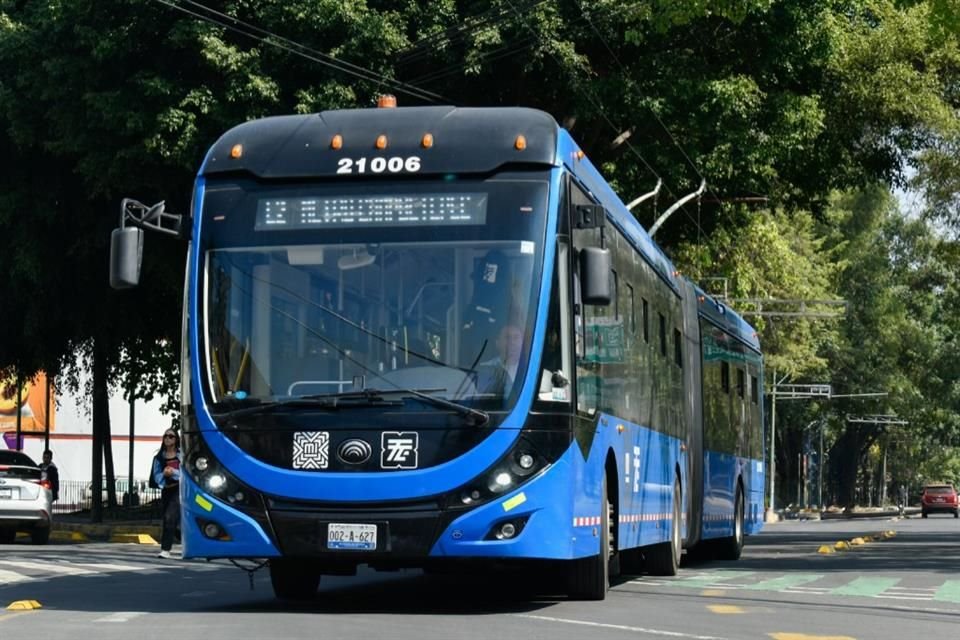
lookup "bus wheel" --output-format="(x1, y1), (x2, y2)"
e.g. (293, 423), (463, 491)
(646, 479), (680, 576)
(568, 479), (611, 600)
(269, 559), (320, 600)
(716, 485), (744, 560)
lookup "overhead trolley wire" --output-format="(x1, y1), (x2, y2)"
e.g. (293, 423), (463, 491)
(571, 0), (724, 221)
(396, 0), (555, 67)
(496, 0), (709, 240)
(152, 0), (449, 104)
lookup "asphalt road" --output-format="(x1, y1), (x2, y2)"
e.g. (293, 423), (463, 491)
(2, 514), (959, 640)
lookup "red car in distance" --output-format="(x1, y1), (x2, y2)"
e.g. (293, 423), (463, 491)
(921, 484), (959, 518)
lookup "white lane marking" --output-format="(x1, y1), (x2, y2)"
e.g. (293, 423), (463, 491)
(0, 560), (95, 576)
(874, 595), (932, 601)
(94, 612), (149, 623)
(180, 590), (216, 597)
(0, 569), (31, 585)
(513, 614), (732, 639)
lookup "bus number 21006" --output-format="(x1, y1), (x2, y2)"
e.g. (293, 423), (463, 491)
(337, 156), (421, 174)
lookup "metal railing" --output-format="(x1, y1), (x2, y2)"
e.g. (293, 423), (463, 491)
(52, 480), (163, 518)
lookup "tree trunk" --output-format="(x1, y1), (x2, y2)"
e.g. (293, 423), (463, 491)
(832, 430), (861, 511)
(91, 339), (110, 523)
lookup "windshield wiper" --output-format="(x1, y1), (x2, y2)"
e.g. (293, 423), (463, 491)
(302, 388), (490, 427)
(210, 388), (489, 427)
(208, 395), (395, 419)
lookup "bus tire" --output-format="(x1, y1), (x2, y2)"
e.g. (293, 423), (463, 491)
(716, 485), (744, 560)
(568, 479), (611, 600)
(645, 479), (680, 576)
(269, 559), (320, 600)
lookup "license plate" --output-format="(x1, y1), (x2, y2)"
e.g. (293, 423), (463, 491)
(0, 488), (12, 499)
(327, 523), (377, 551)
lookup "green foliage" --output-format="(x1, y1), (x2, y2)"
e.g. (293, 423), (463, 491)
(0, 0), (958, 506)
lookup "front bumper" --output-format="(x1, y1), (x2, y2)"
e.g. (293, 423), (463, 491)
(182, 445), (586, 563)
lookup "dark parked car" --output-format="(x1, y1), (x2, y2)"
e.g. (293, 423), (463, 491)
(921, 484), (959, 518)
(0, 450), (53, 544)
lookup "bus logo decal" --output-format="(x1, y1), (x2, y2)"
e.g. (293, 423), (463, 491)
(292, 431), (330, 470)
(338, 439), (373, 465)
(381, 432), (419, 469)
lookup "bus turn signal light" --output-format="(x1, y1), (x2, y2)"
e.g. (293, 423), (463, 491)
(376, 135), (388, 150)
(514, 135), (527, 151)
(331, 134), (343, 150)
(230, 144), (243, 159)
(421, 133), (434, 149)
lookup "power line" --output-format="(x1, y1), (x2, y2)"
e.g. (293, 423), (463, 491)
(570, 0), (724, 213)
(499, 0), (709, 240)
(152, 0), (448, 104)
(396, 0), (554, 66)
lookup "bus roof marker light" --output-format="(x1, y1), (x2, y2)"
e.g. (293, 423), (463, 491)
(514, 135), (527, 151)
(377, 94), (397, 108)
(421, 133), (434, 149)
(575, 150), (585, 161)
(230, 144), (243, 159)
(331, 134), (343, 150)
(376, 134), (388, 150)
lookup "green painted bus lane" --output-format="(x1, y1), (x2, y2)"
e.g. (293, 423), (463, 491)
(742, 574), (824, 591)
(934, 580), (960, 603)
(830, 577), (900, 597)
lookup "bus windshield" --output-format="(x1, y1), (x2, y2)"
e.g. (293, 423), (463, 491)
(198, 173), (550, 419)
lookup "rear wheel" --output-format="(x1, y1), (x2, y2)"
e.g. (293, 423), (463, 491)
(568, 478), (613, 600)
(30, 527), (50, 545)
(269, 559), (321, 600)
(646, 478), (681, 576)
(716, 485), (744, 560)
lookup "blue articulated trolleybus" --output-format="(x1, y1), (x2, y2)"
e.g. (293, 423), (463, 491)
(111, 101), (764, 600)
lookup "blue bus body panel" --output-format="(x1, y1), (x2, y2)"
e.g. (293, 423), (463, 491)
(181, 473), (280, 558)
(182, 108), (763, 561)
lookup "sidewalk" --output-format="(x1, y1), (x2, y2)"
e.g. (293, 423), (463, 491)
(766, 506), (920, 522)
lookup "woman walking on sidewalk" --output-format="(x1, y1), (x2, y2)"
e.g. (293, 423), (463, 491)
(152, 429), (181, 559)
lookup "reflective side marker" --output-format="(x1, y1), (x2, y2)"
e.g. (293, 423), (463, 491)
(6, 600), (42, 610)
(195, 494), (214, 512)
(502, 492), (527, 512)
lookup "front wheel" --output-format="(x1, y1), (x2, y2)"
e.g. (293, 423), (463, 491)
(568, 478), (613, 600)
(646, 478), (681, 576)
(269, 559), (321, 600)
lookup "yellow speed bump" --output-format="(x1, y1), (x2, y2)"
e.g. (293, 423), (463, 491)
(817, 545), (836, 554)
(6, 600), (42, 610)
(849, 537), (865, 546)
(707, 604), (744, 614)
(834, 541), (851, 551)
(883, 530), (897, 539)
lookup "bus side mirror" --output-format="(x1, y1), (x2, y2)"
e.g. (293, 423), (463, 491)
(579, 247), (611, 306)
(110, 226), (144, 289)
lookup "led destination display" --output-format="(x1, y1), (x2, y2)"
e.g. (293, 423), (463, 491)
(255, 193), (487, 230)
